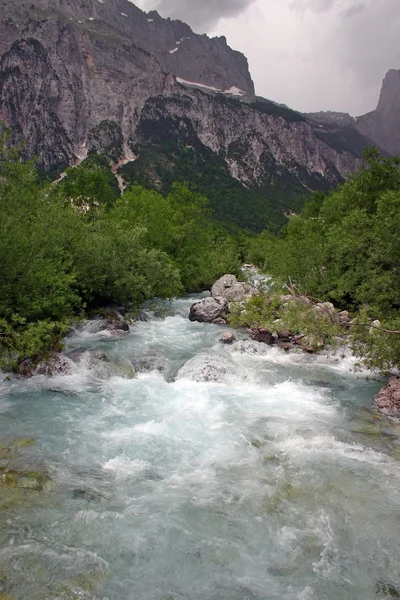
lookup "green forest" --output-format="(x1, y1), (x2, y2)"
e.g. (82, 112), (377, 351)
(246, 148), (400, 371)
(0, 128), (242, 371)
(1, 119), (400, 374)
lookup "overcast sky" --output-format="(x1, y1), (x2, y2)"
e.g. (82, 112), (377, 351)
(134, 0), (400, 116)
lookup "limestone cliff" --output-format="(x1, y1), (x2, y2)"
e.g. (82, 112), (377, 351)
(0, 0), (374, 229)
(356, 69), (400, 156)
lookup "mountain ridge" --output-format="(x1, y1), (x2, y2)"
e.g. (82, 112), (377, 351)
(0, 0), (382, 230)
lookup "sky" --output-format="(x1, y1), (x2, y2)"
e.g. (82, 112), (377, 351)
(133, 0), (400, 116)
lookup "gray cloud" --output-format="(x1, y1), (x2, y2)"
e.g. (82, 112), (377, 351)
(289, 0), (336, 14)
(149, 0), (256, 31)
(342, 3), (365, 18)
(135, 0), (400, 115)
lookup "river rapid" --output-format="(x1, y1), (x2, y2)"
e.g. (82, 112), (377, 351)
(1, 293), (400, 600)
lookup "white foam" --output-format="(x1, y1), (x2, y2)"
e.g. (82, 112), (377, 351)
(103, 456), (151, 475)
(169, 48), (178, 54)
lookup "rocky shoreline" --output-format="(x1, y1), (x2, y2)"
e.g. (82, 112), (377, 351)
(189, 273), (397, 418)
(9, 272), (397, 419)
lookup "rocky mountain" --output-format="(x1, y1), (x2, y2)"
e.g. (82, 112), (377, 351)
(356, 69), (400, 157)
(0, 0), (377, 230)
(305, 111), (356, 128)
(306, 70), (400, 158)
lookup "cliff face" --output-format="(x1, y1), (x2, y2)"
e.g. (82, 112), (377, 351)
(139, 92), (362, 187)
(0, 0), (373, 228)
(356, 70), (400, 156)
(0, 12), (168, 169)
(0, 0), (254, 96)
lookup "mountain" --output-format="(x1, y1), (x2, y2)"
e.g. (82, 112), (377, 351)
(356, 69), (400, 156)
(306, 70), (400, 158)
(0, 0), (376, 230)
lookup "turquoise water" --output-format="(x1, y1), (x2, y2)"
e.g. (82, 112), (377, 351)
(0, 295), (399, 600)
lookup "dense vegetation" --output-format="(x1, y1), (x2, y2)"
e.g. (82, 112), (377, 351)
(0, 128), (241, 371)
(246, 148), (400, 371)
(2, 115), (398, 375)
(120, 116), (309, 233)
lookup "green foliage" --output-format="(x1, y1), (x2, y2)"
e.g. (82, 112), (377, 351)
(0, 127), (241, 369)
(120, 129), (309, 233)
(0, 318), (68, 371)
(248, 148), (400, 370)
(113, 182), (241, 291)
(229, 294), (281, 329)
(313, 124), (376, 156)
(229, 293), (343, 352)
(57, 155), (120, 209)
(249, 98), (306, 123)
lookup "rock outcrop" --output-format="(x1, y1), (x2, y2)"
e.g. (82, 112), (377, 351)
(6, 0), (255, 96)
(373, 377), (400, 417)
(189, 297), (229, 323)
(356, 69), (400, 156)
(211, 275), (255, 303)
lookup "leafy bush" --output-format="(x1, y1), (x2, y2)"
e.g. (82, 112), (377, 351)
(0, 127), (241, 369)
(247, 148), (400, 370)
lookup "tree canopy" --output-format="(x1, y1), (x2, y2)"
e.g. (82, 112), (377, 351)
(0, 128), (241, 370)
(248, 148), (400, 371)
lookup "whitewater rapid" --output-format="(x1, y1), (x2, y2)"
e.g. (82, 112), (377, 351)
(0, 294), (399, 600)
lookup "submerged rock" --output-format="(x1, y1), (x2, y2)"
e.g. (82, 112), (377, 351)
(211, 274), (255, 302)
(36, 355), (73, 376)
(375, 580), (400, 598)
(17, 355), (72, 377)
(248, 328), (275, 345)
(212, 317), (227, 325)
(374, 377), (400, 416)
(72, 488), (104, 502)
(70, 350), (135, 379)
(0, 466), (53, 492)
(189, 297), (229, 323)
(99, 318), (130, 334)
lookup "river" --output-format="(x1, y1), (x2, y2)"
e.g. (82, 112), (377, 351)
(0, 293), (400, 600)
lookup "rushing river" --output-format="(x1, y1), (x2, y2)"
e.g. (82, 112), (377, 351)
(1, 293), (400, 600)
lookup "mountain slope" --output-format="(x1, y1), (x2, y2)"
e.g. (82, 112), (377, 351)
(0, 0), (375, 230)
(356, 69), (400, 156)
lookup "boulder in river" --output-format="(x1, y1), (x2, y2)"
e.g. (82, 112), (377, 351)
(189, 297), (229, 323)
(211, 274), (256, 303)
(99, 318), (130, 334)
(248, 328), (275, 345)
(18, 355), (72, 377)
(373, 377), (400, 416)
(36, 355), (73, 376)
(219, 332), (236, 345)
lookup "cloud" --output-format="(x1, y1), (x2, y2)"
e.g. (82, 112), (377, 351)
(342, 3), (365, 18)
(134, 0), (400, 115)
(289, 0), (336, 14)
(135, 0), (256, 31)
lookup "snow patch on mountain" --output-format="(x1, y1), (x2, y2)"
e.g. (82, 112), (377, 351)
(176, 77), (221, 93)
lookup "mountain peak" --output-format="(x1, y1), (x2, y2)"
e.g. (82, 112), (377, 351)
(356, 68), (400, 156)
(4, 0), (255, 96)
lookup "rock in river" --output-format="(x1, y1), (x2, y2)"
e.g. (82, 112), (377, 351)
(219, 332), (236, 344)
(211, 274), (256, 303)
(374, 377), (400, 416)
(189, 297), (229, 323)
